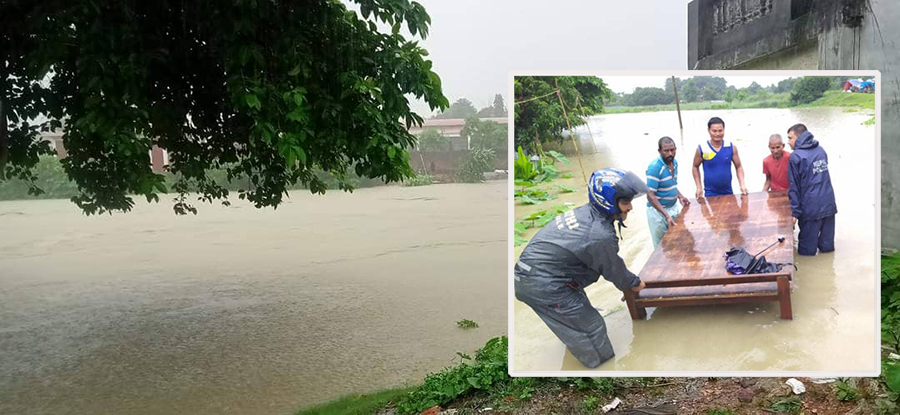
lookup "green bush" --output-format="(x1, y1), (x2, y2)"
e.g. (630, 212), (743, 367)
(882, 254), (900, 352)
(403, 174), (434, 187)
(395, 336), (509, 414)
(456, 148), (495, 183)
(768, 396), (803, 414)
(581, 396), (601, 412)
(791, 77), (831, 104)
(835, 379), (860, 402)
(0, 155), (80, 200)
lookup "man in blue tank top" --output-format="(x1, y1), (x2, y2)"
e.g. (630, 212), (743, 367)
(691, 117), (748, 199)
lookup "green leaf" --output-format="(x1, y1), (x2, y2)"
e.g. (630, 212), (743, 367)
(547, 150), (570, 164)
(287, 108), (304, 121)
(515, 235), (528, 246)
(523, 210), (547, 221)
(295, 146), (307, 165)
(515, 180), (536, 188)
(244, 94), (261, 109)
(556, 184), (578, 193)
(467, 377), (481, 389)
(285, 149), (296, 167)
(514, 222), (527, 235)
(536, 211), (559, 227)
(885, 363), (900, 393)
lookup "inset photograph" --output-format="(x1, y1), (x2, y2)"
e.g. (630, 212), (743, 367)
(509, 71), (880, 374)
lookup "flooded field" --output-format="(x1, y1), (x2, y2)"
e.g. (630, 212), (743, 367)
(512, 107), (878, 372)
(0, 181), (507, 415)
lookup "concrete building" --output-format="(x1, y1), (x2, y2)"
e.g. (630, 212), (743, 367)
(688, 0), (899, 248)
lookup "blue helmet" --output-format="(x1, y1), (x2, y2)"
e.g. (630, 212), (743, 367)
(588, 168), (649, 215)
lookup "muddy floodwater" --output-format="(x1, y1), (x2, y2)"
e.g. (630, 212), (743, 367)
(513, 107), (878, 372)
(0, 181), (507, 415)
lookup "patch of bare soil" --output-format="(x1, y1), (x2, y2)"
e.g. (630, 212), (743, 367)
(387, 377), (889, 415)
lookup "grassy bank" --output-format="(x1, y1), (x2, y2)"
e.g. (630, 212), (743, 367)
(604, 90), (874, 115)
(800, 89), (875, 109)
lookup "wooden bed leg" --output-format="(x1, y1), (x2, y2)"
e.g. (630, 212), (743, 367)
(624, 291), (647, 320)
(777, 275), (793, 320)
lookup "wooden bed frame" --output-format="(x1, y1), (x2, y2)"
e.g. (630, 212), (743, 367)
(624, 191), (795, 320)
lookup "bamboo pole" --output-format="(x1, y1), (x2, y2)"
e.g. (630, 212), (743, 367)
(575, 96), (599, 154)
(554, 78), (588, 186)
(672, 76), (684, 131)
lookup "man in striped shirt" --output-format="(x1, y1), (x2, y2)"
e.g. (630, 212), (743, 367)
(646, 136), (691, 247)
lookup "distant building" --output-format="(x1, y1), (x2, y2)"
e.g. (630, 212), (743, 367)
(688, 0), (899, 248)
(38, 116), (508, 179)
(408, 117), (508, 151)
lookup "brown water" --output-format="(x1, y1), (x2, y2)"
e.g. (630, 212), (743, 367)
(513, 107), (878, 372)
(0, 181), (507, 415)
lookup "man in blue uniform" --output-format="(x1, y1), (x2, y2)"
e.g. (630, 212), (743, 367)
(691, 117), (749, 199)
(787, 123), (837, 256)
(514, 168), (647, 368)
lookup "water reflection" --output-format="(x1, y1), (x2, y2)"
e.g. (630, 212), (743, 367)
(699, 194), (750, 248)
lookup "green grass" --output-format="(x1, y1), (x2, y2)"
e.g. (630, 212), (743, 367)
(605, 89), (874, 114)
(803, 90), (875, 109)
(294, 387), (413, 415)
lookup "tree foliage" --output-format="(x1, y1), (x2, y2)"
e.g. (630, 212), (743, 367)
(476, 94), (506, 118)
(746, 81), (763, 94)
(513, 76), (611, 151)
(0, 0), (448, 215)
(416, 128), (449, 151)
(618, 76), (847, 107)
(681, 81), (701, 102)
(434, 98), (477, 119)
(775, 77), (800, 93)
(664, 77), (683, 94)
(791, 76), (832, 104)
(461, 117), (506, 152)
(625, 87), (672, 106)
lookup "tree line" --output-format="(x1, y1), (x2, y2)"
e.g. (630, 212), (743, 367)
(611, 76), (849, 107)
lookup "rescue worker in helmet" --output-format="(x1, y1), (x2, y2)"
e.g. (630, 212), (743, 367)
(514, 168), (648, 368)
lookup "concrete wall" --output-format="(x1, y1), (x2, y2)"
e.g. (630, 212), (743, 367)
(865, 0), (899, 249)
(409, 150), (507, 175)
(815, 0), (899, 249)
(734, 41), (818, 70)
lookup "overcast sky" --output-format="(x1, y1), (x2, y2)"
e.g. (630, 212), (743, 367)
(399, 0), (692, 115)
